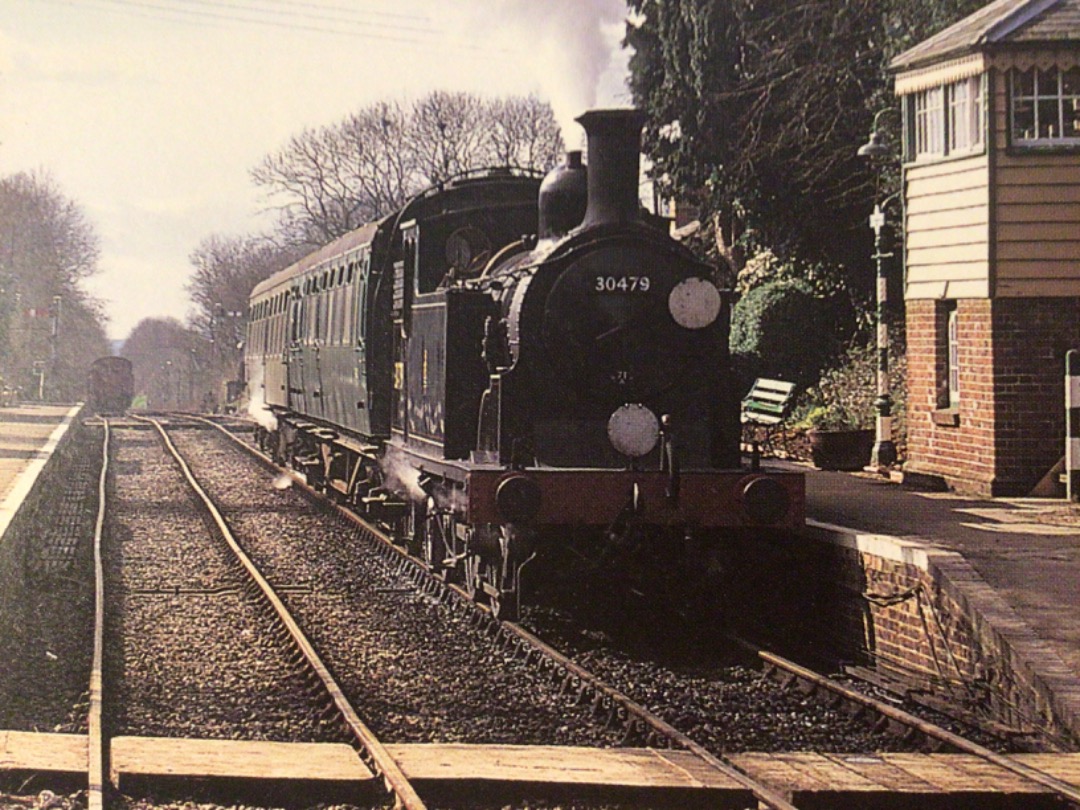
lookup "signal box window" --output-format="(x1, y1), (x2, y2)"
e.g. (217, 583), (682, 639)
(1010, 66), (1080, 145)
(907, 76), (984, 162)
(935, 301), (960, 413)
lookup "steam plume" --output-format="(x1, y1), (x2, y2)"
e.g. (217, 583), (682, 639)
(245, 364), (279, 432)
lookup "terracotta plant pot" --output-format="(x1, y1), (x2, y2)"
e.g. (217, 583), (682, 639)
(807, 428), (874, 471)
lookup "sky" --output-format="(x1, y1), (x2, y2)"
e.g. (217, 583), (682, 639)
(0, 0), (632, 341)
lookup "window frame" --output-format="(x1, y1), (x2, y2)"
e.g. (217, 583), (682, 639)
(946, 304), (960, 410)
(906, 75), (985, 164)
(1009, 65), (1080, 148)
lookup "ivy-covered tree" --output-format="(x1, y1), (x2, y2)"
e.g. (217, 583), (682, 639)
(624, 0), (986, 295)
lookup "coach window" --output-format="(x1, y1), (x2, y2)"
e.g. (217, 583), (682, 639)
(290, 291), (302, 344)
(338, 284), (347, 345)
(356, 255), (370, 346)
(319, 284), (329, 341)
(330, 280), (338, 343)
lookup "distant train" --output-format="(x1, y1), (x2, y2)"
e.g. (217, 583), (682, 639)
(245, 109), (805, 618)
(87, 356), (134, 415)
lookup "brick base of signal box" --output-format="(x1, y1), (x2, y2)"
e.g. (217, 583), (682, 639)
(904, 297), (1080, 496)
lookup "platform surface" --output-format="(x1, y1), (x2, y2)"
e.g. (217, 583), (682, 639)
(0, 403), (82, 535)
(784, 459), (1080, 739)
(730, 751), (1080, 807)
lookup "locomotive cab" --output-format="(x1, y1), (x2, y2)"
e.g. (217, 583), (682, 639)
(391, 174), (542, 460)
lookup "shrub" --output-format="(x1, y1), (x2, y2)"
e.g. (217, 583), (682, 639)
(730, 278), (833, 389)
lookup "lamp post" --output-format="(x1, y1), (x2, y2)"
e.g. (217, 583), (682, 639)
(857, 110), (899, 470)
(48, 294), (60, 401)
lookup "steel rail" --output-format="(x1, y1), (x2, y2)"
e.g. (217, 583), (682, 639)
(174, 416), (1080, 806)
(761, 650), (1080, 807)
(502, 620), (802, 810)
(136, 416), (427, 810)
(88, 418), (110, 810)
(191, 415), (802, 810)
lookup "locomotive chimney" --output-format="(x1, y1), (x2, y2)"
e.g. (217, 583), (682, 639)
(576, 108), (647, 229)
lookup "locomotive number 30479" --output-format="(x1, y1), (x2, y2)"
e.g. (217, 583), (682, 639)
(594, 275), (651, 292)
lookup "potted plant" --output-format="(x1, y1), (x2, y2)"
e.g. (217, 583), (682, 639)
(802, 403), (875, 471)
(797, 344), (882, 471)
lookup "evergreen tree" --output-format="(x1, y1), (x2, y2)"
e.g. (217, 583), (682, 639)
(624, 0), (987, 298)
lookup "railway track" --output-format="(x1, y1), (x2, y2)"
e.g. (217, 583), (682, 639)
(198, 414), (1080, 809)
(159, 415), (799, 809)
(132, 415), (424, 809)
(2, 412), (1080, 809)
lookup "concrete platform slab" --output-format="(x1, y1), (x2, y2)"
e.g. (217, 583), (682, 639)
(0, 403), (82, 539)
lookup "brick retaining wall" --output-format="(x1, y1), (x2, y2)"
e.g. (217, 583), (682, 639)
(724, 526), (1079, 746)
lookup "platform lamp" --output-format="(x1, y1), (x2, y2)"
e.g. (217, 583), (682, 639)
(856, 109), (899, 470)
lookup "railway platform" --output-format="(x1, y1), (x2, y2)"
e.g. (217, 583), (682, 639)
(0, 402), (83, 541)
(790, 459), (1080, 745)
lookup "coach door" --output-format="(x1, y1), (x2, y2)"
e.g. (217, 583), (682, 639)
(287, 284), (308, 414)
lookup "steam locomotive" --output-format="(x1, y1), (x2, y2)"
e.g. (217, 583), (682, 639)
(245, 109), (804, 618)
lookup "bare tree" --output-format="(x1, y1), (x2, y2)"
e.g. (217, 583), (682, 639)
(186, 233), (302, 404)
(338, 100), (416, 220)
(485, 94), (563, 170)
(0, 171), (109, 400)
(122, 317), (199, 409)
(408, 90), (492, 185)
(251, 91), (563, 248)
(251, 125), (371, 246)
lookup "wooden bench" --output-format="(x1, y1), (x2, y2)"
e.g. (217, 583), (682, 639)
(741, 378), (797, 469)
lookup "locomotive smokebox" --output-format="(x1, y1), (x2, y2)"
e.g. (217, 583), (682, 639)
(576, 108), (647, 229)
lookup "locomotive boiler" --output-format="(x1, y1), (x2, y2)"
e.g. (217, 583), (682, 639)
(245, 109), (804, 618)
